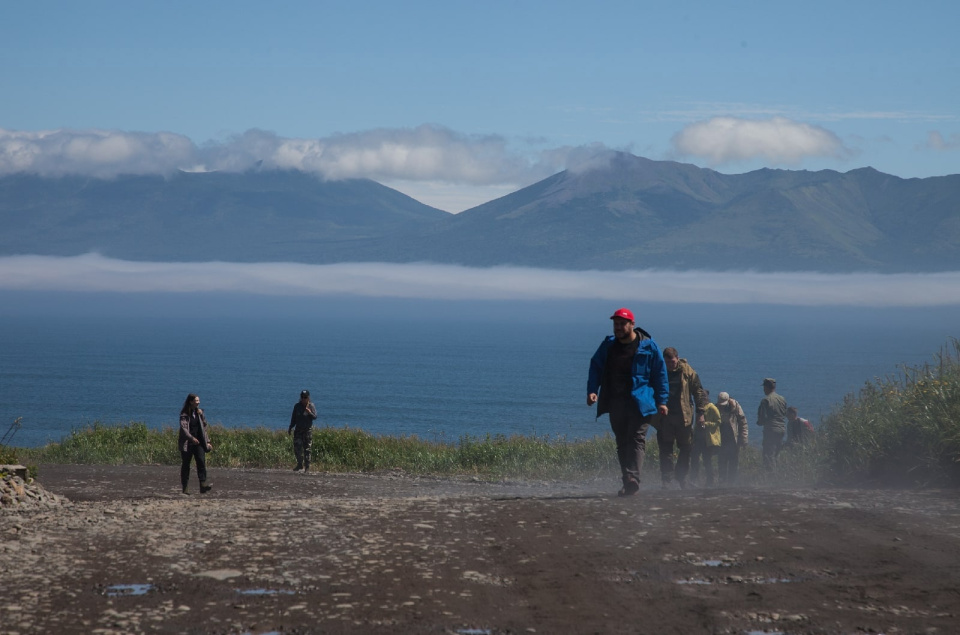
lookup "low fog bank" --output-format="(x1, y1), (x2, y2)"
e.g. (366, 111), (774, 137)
(2, 254), (960, 308)
(3, 288), (960, 334)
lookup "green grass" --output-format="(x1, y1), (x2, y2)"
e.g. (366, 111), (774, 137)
(7, 418), (776, 485)
(12, 423), (625, 481)
(815, 338), (960, 487)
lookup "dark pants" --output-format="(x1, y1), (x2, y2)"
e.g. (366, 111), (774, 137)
(689, 428), (706, 483)
(656, 413), (693, 485)
(701, 446), (719, 486)
(762, 430), (784, 471)
(718, 427), (740, 485)
(607, 398), (651, 487)
(180, 444), (207, 490)
(294, 428), (313, 469)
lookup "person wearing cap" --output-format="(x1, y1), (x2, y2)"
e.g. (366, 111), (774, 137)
(655, 347), (710, 489)
(716, 391), (748, 485)
(587, 307), (669, 496)
(757, 378), (787, 471)
(289, 389), (318, 472)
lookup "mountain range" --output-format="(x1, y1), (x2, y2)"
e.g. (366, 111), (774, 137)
(2, 152), (958, 272)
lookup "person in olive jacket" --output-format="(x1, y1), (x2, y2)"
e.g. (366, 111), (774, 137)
(655, 347), (710, 489)
(757, 378), (787, 471)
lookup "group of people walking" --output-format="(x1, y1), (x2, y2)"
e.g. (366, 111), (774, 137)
(588, 307), (813, 496)
(180, 305), (814, 497)
(178, 389), (319, 494)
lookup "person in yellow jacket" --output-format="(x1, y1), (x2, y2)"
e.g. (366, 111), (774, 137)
(699, 392), (722, 487)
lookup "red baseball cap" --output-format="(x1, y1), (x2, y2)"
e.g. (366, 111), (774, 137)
(610, 307), (634, 322)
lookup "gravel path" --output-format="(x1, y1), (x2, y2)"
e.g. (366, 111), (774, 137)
(2, 465), (959, 634)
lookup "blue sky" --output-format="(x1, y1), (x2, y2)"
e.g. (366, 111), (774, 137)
(2, 0), (959, 212)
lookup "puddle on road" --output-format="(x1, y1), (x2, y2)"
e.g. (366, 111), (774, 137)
(236, 588), (297, 596)
(676, 576), (794, 585)
(104, 583), (154, 597)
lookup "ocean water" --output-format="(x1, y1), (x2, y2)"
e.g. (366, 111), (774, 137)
(2, 294), (958, 449)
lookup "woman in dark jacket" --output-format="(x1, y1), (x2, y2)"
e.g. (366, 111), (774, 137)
(179, 393), (213, 494)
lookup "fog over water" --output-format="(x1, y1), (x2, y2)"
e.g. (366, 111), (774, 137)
(3, 254), (960, 306)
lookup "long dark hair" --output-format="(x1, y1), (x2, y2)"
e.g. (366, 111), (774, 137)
(180, 393), (199, 415)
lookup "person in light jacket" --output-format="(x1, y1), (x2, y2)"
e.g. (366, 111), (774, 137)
(179, 393), (213, 494)
(716, 391), (748, 485)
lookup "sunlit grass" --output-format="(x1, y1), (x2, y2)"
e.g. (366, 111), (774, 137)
(15, 423), (624, 481)
(816, 338), (960, 486)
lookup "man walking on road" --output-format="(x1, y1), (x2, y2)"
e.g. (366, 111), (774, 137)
(757, 378), (787, 471)
(588, 308), (669, 496)
(289, 389), (318, 472)
(655, 347), (709, 489)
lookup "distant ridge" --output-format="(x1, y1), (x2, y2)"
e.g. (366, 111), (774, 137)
(385, 153), (960, 272)
(0, 170), (449, 262)
(2, 153), (958, 272)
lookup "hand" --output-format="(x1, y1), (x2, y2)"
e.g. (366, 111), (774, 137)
(206, 443), (213, 452)
(697, 414), (705, 425)
(587, 393), (598, 406)
(658, 404), (669, 416)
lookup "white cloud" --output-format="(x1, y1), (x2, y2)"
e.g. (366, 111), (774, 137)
(671, 116), (850, 166)
(2, 254), (959, 307)
(0, 128), (196, 177)
(0, 125), (601, 190)
(924, 131), (960, 151)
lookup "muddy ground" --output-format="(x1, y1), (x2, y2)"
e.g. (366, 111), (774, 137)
(2, 465), (960, 635)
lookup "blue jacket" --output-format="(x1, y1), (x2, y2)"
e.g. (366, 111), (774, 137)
(588, 328), (669, 418)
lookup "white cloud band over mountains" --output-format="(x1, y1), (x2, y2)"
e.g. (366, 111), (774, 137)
(0, 126), (586, 187)
(1, 117), (858, 187)
(2, 254), (959, 307)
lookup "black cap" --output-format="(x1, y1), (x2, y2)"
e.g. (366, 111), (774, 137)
(300, 389), (310, 397)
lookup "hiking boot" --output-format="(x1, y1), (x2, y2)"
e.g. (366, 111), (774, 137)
(182, 485), (190, 495)
(617, 479), (639, 497)
(200, 481), (213, 494)
(293, 465), (303, 472)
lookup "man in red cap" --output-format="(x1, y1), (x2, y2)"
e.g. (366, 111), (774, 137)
(588, 307), (669, 496)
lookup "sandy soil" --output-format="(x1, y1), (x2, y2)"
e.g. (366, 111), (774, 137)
(2, 465), (960, 634)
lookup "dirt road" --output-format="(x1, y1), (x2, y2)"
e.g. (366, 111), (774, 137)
(2, 465), (959, 634)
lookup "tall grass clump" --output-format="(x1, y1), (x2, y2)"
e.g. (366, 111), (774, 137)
(20, 422), (622, 480)
(818, 338), (960, 487)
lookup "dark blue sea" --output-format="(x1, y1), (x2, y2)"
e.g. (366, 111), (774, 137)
(2, 292), (958, 449)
